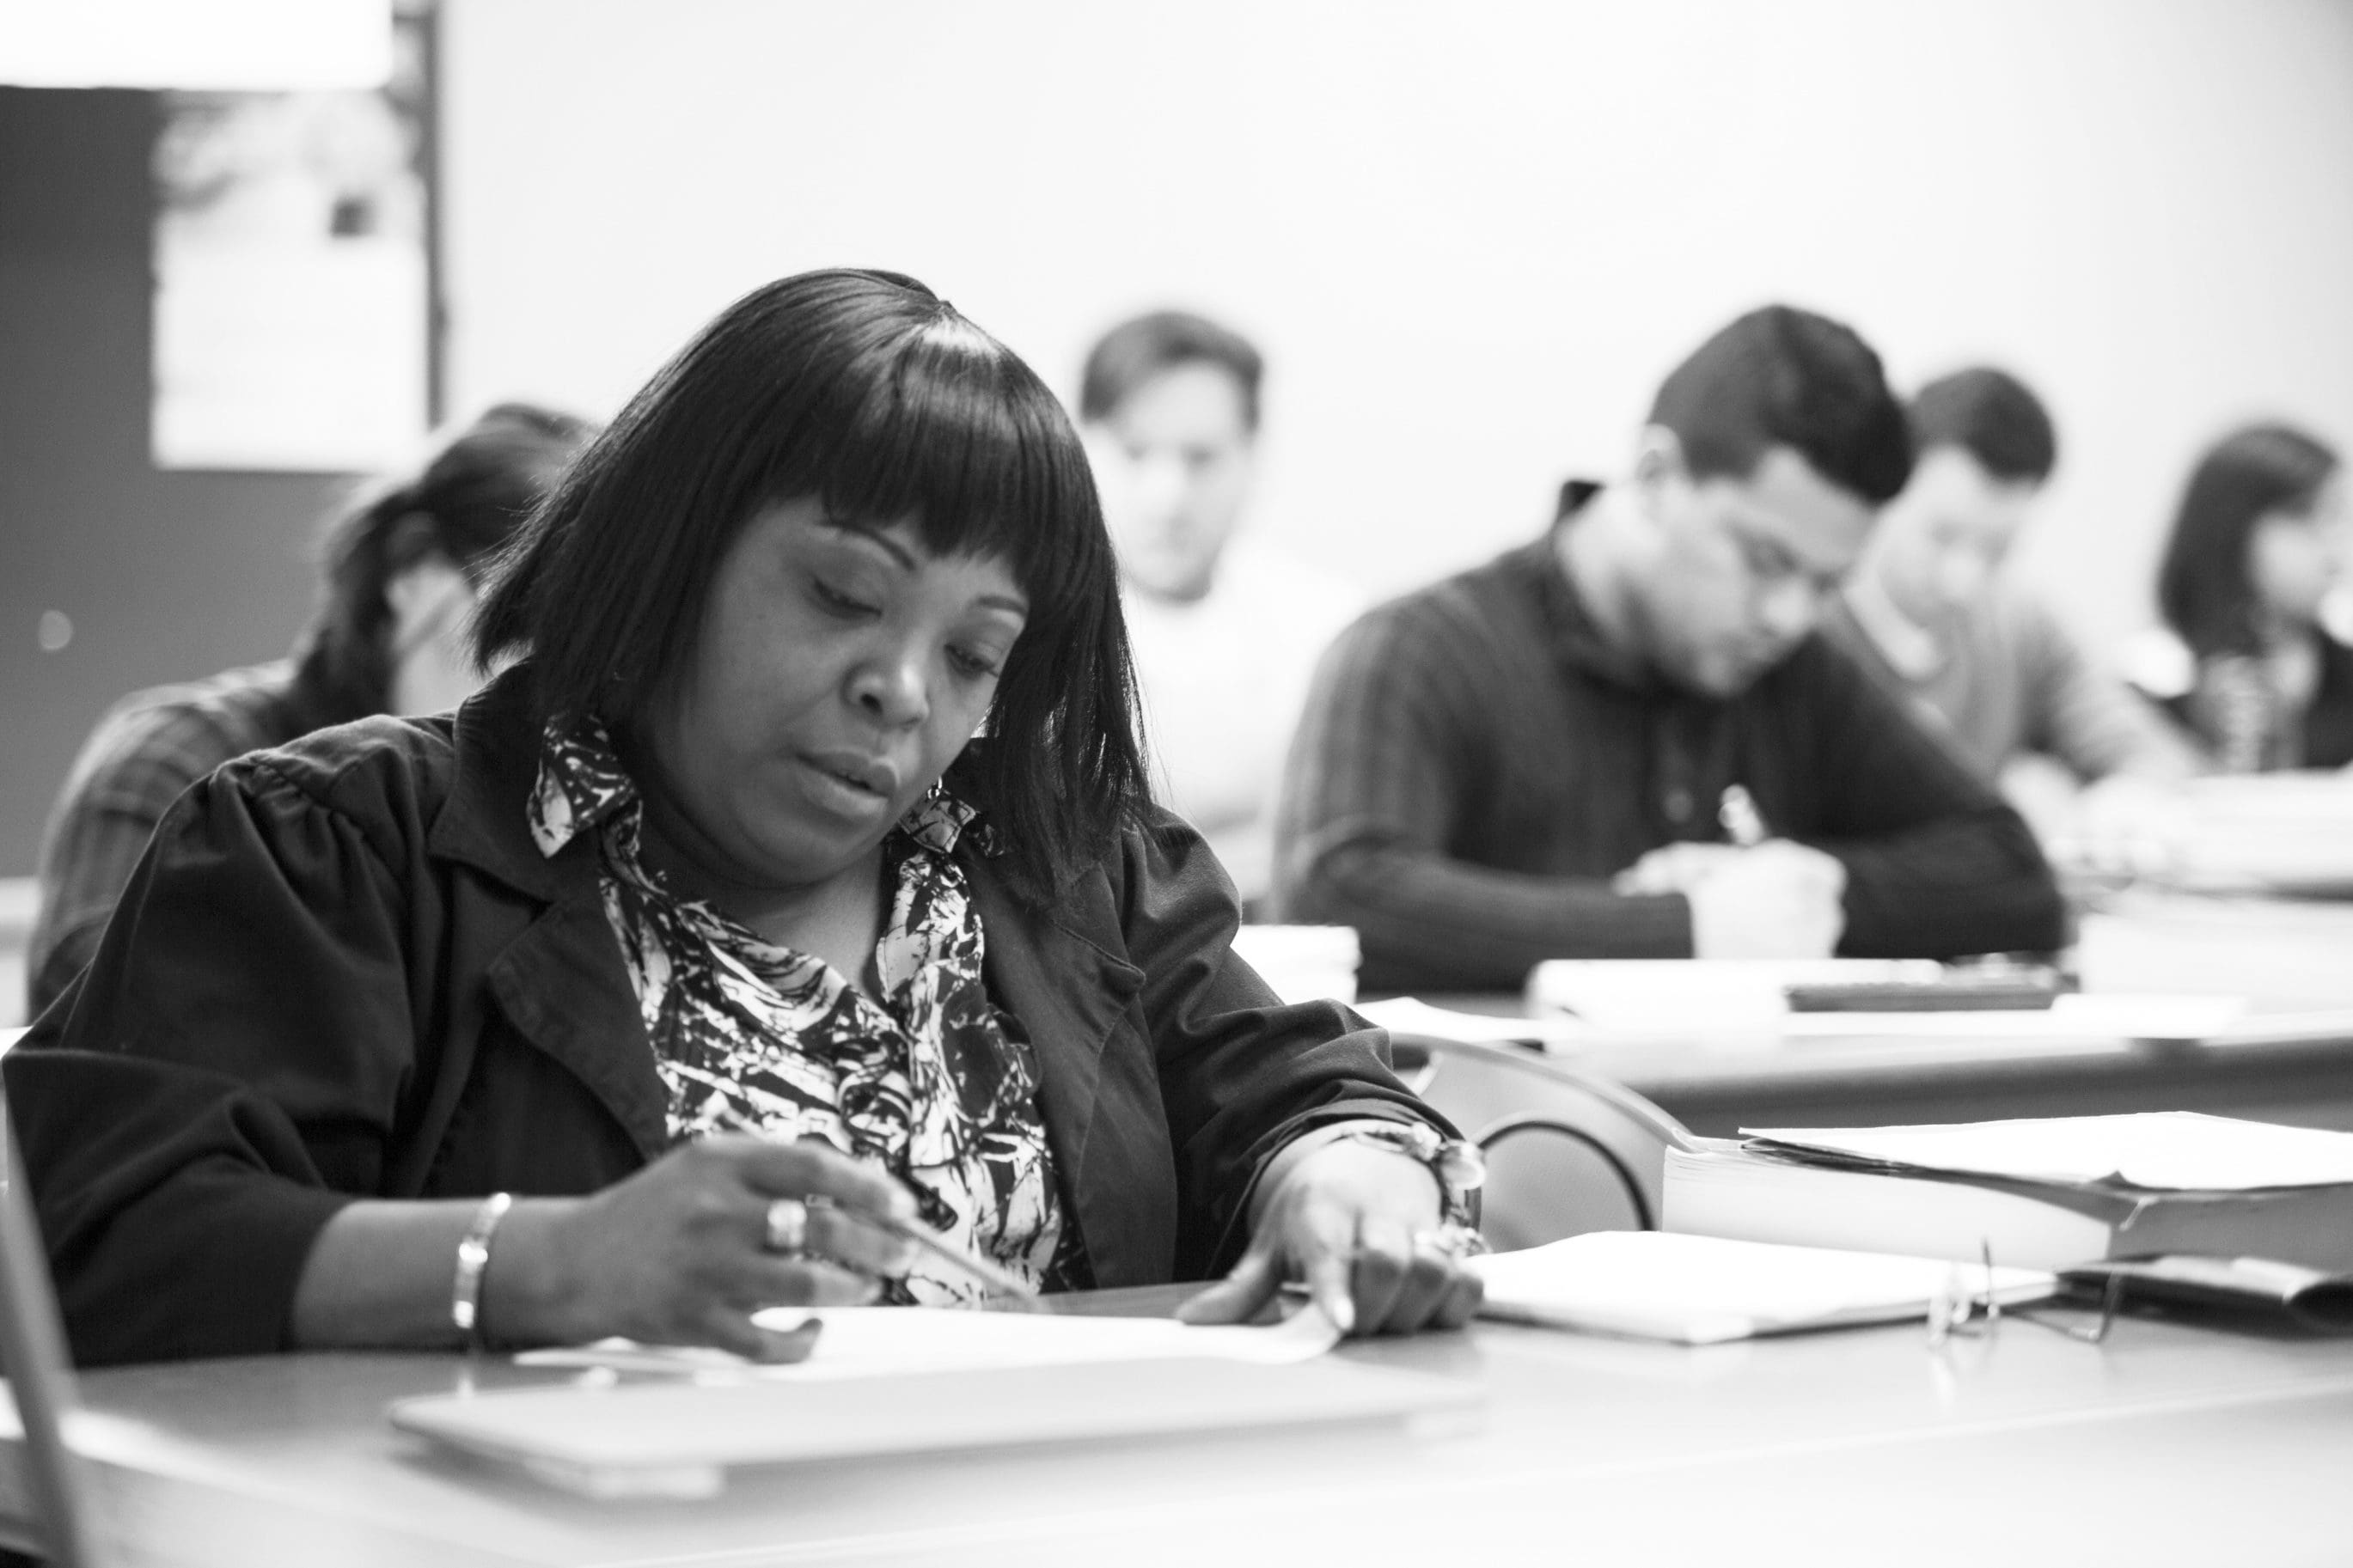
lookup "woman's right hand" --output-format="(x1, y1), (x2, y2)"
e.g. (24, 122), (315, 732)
(491, 1136), (919, 1361)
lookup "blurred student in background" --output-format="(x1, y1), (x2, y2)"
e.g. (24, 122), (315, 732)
(2142, 424), (2352, 773)
(25, 402), (594, 1015)
(1274, 306), (2064, 992)
(1824, 369), (2195, 853)
(1079, 310), (1360, 907)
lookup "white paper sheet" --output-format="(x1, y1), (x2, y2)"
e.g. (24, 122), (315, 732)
(1469, 1230), (2054, 1345)
(1743, 1112), (2353, 1191)
(515, 1303), (1341, 1381)
(1354, 996), (1588, 1048)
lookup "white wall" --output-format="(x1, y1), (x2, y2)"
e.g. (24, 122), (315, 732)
(443, 0), (2353, 658)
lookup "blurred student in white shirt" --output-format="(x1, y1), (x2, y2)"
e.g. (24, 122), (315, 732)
(1079, 310), (1361, 906)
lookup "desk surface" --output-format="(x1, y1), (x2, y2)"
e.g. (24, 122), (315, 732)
(4, 1287), (2350, 1567)
(1414, 890), (2353, 1136)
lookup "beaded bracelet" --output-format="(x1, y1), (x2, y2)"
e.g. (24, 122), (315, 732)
(450, 1191), (514, 1351)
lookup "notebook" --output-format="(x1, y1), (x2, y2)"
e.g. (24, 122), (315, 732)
(1467, 1229), (2055, 1345)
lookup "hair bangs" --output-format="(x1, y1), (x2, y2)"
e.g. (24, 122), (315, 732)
(766, 322), (1106, 625)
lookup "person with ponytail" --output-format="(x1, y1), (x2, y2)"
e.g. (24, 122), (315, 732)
(25, 402), (594, 1016)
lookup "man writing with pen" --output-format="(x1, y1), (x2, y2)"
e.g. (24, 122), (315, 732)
(1271, 305), (2067, 992)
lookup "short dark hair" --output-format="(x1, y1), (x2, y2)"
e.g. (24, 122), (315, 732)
(305, 401), (594, 709)
(2157, 422), (2342, 658)
(1079, 309), (1264, 432)
(474, 268), (1150, 904)
(1910, 368), (2058, 485)
(1647, 305), (1912, 504)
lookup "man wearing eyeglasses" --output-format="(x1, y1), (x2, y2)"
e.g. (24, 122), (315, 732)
(1270, 305), (2066, 992)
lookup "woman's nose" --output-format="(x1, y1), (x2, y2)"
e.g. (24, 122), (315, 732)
(850, 649), (929, 727)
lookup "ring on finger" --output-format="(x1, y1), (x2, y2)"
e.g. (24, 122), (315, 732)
(1409, 1221), (1487, 1262)
(764, 1197), (810, 1257)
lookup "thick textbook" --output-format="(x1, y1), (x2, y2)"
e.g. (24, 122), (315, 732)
(1664, 1128), (2353, 1274)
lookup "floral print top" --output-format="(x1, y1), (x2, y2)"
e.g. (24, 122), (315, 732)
(529, 718), (1081, 1304)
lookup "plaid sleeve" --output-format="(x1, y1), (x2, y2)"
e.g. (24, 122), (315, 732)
(28, 701), (250, 1015)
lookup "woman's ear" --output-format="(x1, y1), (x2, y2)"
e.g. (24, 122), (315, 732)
(1629, 426), (1689, 497)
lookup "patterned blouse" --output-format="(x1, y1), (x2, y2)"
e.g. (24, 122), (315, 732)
(529, 718), (1082, 1305)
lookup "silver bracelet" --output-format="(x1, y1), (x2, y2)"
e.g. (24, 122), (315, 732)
(450, 1192), (515, 1351)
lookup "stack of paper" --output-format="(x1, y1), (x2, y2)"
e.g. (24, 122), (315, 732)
(394, 1305), (1478, 1500)
(515, 1302), (1341, 1380)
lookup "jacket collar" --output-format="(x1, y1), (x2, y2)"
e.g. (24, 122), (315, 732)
(425, 665), (674, 1161)
(426, 663), (596, 905)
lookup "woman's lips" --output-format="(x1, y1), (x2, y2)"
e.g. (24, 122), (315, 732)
(794, 749), (901, 816)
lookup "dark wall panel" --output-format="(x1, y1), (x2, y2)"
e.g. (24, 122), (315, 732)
(0, 87), (351, 877)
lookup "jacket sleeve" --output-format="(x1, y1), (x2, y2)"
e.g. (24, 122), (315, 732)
(4, 751), (428, 1365)
(1274, 603), (1692, 991)
(1108, 811), (1458, 1275)
(1796, 643), (2069, 958)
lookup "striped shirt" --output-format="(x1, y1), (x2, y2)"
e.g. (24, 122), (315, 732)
(1271, 498), (2067, 992)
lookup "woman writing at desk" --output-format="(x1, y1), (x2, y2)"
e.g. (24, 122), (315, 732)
(7, 270), (1482, 1366)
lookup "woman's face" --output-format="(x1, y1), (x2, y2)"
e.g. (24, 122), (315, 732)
(2247, 473), (2348, 630)
(639, 496), (1028, 899)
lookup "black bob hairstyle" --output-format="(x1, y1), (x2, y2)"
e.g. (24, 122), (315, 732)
(1647, 304), (1913, 506)
(474, 267), (1151, 903)
(2157, 421), (2342, 660)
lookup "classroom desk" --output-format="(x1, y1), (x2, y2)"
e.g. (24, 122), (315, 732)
(1406, 889), (2353, 1138)
(3, 1284), (2351, 1567)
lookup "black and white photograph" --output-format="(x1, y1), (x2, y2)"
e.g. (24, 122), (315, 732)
(3, 3), (2351, 1564)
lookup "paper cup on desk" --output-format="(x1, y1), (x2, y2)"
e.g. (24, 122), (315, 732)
(1231, 924), (1361, 1006)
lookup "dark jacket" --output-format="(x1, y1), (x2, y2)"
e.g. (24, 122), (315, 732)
(8, 667), (1433, 1365)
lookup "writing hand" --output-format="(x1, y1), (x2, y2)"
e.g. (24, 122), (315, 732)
(1684, 839), (1848, 958)
(489, 1136), (917, 1362)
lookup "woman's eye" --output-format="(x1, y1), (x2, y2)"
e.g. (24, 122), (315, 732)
(812, 578), (877, 617)
(949, 646), (1005, 680)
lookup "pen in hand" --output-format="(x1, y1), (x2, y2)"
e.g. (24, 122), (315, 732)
(706, 1109), (1042, 1309)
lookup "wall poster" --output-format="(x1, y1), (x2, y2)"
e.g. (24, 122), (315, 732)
(150, 9), (431, 472)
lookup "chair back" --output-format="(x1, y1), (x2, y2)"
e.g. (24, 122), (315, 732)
(0, 1047), (107, 1568)
(1391, 1034), (1693, 1253)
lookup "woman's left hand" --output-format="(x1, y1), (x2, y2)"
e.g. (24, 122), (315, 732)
(1176, 1138), (1482, 1337)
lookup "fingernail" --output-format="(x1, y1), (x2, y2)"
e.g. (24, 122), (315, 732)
(1329, 1296), (1355, 1334)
